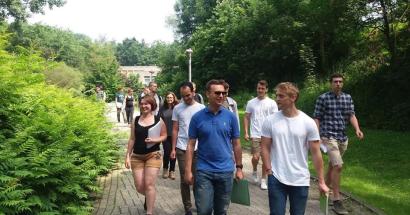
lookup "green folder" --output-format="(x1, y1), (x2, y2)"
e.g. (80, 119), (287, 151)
(319, 193), (329, 215)
(230, 179), (250, 206)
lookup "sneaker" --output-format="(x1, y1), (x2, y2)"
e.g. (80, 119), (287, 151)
(333, 200), (348, 214)
(162, 169), (169, 179)
(169, 171), (176, 180)
(252, 171), (259, 183)
(260, 178), (268, 190)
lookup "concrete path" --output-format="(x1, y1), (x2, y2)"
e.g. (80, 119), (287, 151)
(92, 103), (373, 215)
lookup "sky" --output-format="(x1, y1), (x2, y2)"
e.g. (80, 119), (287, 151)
(29, 0), (176, 44)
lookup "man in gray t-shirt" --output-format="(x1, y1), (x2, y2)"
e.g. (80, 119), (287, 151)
(170, 82), (205, 215)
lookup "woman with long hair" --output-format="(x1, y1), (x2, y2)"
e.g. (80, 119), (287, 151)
(159, 92), (179, 179)
(125, 95), (167, 214)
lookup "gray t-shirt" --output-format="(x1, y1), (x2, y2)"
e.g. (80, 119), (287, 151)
(172, 102), (205, 150)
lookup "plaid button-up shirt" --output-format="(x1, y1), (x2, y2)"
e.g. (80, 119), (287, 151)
(313, 91), (355, 142)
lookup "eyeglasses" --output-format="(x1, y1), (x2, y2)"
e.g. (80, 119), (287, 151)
(214, 91), (228, 96)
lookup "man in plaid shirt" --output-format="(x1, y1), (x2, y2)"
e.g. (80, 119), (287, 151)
(313, 73), (364, 215)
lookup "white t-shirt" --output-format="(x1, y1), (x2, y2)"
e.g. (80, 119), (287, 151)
(172, 102), (205, 150)
(261, 110), (320, 186)
(245, 97), (278, 138)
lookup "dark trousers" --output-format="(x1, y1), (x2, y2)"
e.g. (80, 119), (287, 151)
(125, 107), (134, 124)
(116, 108), (125, 123)
(162, 136), (176, 171)
(177, 148), (197, 212)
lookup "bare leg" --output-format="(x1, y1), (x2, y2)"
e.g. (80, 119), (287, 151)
(326, 162), (333, 188)
(331, 165), (343, 200)
(144, 167), (160, 214)
(252, 153), (259, 172)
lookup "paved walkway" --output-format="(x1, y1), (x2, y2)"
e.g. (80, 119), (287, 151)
(92, 103), (338, 215)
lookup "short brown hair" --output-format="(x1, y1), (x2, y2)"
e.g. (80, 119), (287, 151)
(330, 73), (344, 82)
(274, 82), (299, 101)
(140, 95), (157, 111)
(206, 79), (227, 91)
(258, 80), (268, 88)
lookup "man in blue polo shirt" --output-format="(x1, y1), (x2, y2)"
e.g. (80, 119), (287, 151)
(184, 79), (244, 215)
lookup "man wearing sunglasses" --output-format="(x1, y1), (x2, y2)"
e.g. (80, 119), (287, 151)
(244, 80), (278, 190)
(184, 79), (243, 215)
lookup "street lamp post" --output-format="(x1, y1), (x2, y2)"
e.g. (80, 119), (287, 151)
(186, 48), (193, 82)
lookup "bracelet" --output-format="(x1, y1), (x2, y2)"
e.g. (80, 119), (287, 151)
(235, 164), (243, 169)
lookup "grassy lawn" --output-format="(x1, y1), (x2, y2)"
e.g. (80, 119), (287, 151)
(238, 109), (409, 214)
(308, 128), (410, 215)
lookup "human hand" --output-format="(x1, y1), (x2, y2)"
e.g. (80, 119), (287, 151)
(235, 169), (244, 180)
(184, 171), (194, 185)
(244, 134), (250, 141)
(318, 181), (330, 194)
(356, 130), (364, 140)
(145, 137), (155, 144)
(124, 155), (131, 169)
(170, 149), (176, 160)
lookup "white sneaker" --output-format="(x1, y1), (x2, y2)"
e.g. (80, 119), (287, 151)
(260, 178), (268, 190)
(252, 171), (259, 183)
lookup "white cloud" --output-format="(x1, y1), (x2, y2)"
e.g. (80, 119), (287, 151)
(29, 0), (176, 43)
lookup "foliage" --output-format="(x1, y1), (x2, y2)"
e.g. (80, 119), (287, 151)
(43, 63), (85, 96)
(309, 128), (410, 215)
(6, 23), (123, 101)
(0, 36), (117, 214)
(170, 0), (410, 131)
(115, 38), (169, 66)
(0, 0), (65, 23)
(125, 74), (143, 92)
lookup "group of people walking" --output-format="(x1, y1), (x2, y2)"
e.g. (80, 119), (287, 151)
(121, 74), (363, 215)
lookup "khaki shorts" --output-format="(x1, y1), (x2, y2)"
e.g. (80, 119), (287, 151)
(322, 137), (348, 167)
(131, 151), (162, 170)
(251, 138), (261, 154)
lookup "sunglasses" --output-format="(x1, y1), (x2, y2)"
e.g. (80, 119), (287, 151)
(214, 91), (228, 96)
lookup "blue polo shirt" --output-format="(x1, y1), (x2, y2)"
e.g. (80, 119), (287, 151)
(188, 106), (240, 172)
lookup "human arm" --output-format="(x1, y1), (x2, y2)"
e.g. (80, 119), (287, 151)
(184, 139), (196, 185)
(260, 136), (273, 175)
(125, 121), (136, 169)
(309, 140), (329, 194)
(170, 121), (178, 159)
(145, 119), (167, 144)
(350, 114), (364, 140)
(231, 138), (244, 179)
(243, 112), (251, 141)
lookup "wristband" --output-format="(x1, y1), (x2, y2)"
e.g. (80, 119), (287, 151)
(235, 164), (243, 169)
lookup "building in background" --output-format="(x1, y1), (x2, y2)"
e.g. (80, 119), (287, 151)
(119, 66), (161, 86)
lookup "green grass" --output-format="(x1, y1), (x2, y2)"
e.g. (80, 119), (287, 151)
(310, 128), (410, 215)
(238, 110), (251, 149)
(239, 108), (410, 214)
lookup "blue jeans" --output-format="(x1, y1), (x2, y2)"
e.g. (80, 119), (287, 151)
(268, 174), (309, 215)
(194, 170), (234, 215)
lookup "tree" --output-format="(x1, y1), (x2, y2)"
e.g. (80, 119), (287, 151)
(0, 0), (65, 22)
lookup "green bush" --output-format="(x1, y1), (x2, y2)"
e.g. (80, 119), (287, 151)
(0, 36), (117, 214)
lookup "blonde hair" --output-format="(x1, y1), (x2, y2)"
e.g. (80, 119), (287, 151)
(274, 82), (299, 101)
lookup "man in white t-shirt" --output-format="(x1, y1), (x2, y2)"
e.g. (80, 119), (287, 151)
(244, 80), (278, 190)
(170, 82), (205, 215)
(260, 82), (329, 215)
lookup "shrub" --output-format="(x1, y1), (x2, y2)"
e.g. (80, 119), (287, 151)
(0, 36), (118, 214)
